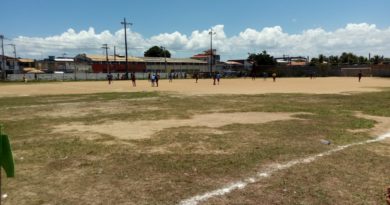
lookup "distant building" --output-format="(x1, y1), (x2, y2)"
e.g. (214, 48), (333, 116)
(226, 59), (253, 71)
(275, 56), (308, 66)
(0, 55), (21, 74)
(36, 56), (77, 73)
(75, 54), (208, 73)
(0, 55), (10, 72)
(142, 57), (207, 73)
(18, 58), (35, 69)
(192, 49), (220, 63)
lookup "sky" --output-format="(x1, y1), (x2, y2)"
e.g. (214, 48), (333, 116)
(1, 0), (390, 60)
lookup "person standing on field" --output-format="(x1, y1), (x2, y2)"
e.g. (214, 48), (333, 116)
(194, 72), (199, 83)
(358, 70), (362, 82)
(131, 72), (136, 87)
(272, 72), (277, 82)
(169, 72), (173, 82)
(151, 74), (155, 87)
(107, 73), (113, 84)
(216, 72), (221, 85)
(155, 73), (160, 87)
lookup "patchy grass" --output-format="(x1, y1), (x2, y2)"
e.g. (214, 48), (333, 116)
(0, 90), (389, 204)
(206, 144), (390, 205)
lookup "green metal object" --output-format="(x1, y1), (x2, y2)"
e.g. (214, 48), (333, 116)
(0, 129), (14, 178)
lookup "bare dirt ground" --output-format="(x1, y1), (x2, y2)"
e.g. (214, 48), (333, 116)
(53, 112), (302, 140)
(0, 77), (389, 97)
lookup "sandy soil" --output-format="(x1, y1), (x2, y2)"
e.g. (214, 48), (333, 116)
(53, 112), (301, 140)
(0, 77), (389, 97)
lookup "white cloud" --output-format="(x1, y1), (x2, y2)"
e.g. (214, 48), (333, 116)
(6, 23), (390, 60)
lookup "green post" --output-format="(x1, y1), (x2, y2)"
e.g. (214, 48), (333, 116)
(0, 125), (15, 205)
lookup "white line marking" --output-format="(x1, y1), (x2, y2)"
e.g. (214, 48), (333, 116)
(179, 132), (390, 205)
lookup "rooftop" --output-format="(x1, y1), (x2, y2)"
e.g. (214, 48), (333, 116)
(76, 54), (207, 64)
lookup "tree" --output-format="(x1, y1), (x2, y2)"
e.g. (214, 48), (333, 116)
(247, 50), (276, 65)
(318, 54), (326, 64)
(144, 46), (171, 58)
(371, 55), (383, 65)
(340, 52), (358, 65)
(328, 55), (339, 66)
(358, 56), (368, 65)
(309, 57), (319, 66)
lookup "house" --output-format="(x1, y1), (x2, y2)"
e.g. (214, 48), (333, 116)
(0, 55), (20, 74)
(18, 58), (36, 73)
(33, 56), (91, 73)
(192, 49), (220, 63)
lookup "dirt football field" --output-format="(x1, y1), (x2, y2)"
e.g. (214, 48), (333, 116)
(1, 77), (390, 205)
(1, 77), (390, 97)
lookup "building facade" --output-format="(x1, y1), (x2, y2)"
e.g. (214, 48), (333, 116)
(75, 54), (208, 74)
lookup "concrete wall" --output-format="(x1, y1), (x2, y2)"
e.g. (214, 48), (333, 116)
(372, 65), (390, 77)
(6, 72), (183, 81)
(254, 65), (390, 77)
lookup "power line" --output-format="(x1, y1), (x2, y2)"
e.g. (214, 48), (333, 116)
(209, 29), (216, 73)
(121, 17), (132, 79)
(0, 34), (5, 79)
(7, 44), (17, 74)
(102, 44), (110, 73)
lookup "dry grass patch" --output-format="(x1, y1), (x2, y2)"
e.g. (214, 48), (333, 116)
(1, 89), (390, 205)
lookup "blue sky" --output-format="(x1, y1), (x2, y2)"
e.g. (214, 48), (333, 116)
(1, 0), (390, 59)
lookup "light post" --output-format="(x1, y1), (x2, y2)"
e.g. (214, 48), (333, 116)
(102, 44), (109, 73)
(121, 18), (133, 79)
(209, 29), (216, 74)
(160, 46), (167, 72)
(8, 44), (17, 74)
(0, 35), (5, 79)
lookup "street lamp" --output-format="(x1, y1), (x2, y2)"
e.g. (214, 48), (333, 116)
(160, 46), (167, 72)
(0, 35), (5, 79)
(209, 29), (216, 74)
(121, 18), (133, 79)
(8, 44), (17, 74)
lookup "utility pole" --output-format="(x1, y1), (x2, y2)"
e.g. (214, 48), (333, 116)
(0, 35), (5, 79)
(114, 46), (117, 72)
(209, 29), (216, 74)
(161, 46), (167, 72)
(8, 44), (17, 74)
(102, 44), (110, 73)
(121, 18), (133, 79)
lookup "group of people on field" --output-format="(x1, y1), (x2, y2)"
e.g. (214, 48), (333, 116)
(251, 72), (277, 82)
(106, 69), (364, 87)
(148, 73), (160, 87)
(107, 72), (136, 86)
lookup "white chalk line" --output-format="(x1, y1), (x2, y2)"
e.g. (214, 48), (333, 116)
(179, 132), (390, 205)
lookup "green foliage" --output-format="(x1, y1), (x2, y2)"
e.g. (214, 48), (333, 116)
(311, 53), (372, 66)
(144, 46), (171, 58)
(247, 50), (276, 65)
(340, 52), (358, 65)
(371, 55), (383, 64)
(328, 55), (339, 65)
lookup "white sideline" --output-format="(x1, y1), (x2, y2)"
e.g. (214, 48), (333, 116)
(179, 132), (390, 205)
